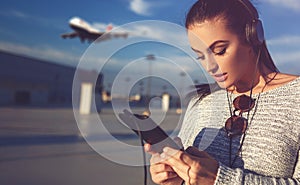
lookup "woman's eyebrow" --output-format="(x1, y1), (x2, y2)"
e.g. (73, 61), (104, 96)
(191, 40), (229, 54)
(191, 47), (203, 53)
(209, 40), (229, 50)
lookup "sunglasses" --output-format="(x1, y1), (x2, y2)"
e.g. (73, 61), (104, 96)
(225, 94), (255, 137)
(225, 94), (256, 167)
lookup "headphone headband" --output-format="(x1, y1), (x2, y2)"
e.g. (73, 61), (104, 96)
(238, 0), (265, 46)
(238, 0), (259, 19)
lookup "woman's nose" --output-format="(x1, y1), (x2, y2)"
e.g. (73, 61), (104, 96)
(203, 55), (218, 73)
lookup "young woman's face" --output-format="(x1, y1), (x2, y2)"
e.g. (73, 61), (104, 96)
(187, 19), (256, 89)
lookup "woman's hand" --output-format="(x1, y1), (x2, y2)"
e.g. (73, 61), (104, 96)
(148, 152), (184, 185)
(145, 138), (184, 185)
(160, 146), (219, 185)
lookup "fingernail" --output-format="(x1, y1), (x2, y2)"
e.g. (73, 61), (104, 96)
(163, 147), (168, 153)
(160, 153), (166, 158)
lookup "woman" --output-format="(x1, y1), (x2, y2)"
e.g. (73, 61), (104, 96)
(145, 0), (300, 184)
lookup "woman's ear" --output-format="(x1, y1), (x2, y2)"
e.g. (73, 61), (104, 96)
(248, 45), (258, 60)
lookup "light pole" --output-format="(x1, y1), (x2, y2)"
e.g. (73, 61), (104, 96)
(143, 54), (155, 116)
(176, 71), (186, 114)
(125, 76), (131, 100)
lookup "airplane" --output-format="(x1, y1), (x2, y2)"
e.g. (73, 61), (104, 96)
(61, 17), (128, 43)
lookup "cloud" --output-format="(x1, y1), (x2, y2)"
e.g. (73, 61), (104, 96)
(262, 0), (300, 12)
(275, 53), (300, 74)
(0, 9), (29, 19)
(128, 23), (190, 47)
(0, 9), (65, 30)
(129, 0), (153, 16)
(267, 35), (300, 46)
(266, 35), (300, 74)
(272, 51), (300, 64)
(1, 9), (37, 21)
(9, 10), (29, 18)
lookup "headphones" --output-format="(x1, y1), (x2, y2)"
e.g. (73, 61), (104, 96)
(238, 0), (265, 46)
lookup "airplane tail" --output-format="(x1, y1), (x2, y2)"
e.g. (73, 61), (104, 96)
(106, 24), (113, 32)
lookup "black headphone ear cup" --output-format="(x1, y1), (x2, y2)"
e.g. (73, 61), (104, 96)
(245, 19), (265, 46)
(254, 20), (264, 45)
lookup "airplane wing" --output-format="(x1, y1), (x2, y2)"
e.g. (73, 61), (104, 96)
(61, 32), (78, 39)
(110, 32), (128, 39)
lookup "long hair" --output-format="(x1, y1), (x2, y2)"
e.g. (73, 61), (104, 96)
(185, 0), (279, 99)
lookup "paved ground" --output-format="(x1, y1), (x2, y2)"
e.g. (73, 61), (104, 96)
(0, 107), (183, 185)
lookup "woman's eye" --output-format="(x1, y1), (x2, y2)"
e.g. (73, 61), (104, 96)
(215, 48), (226, 56)
(196, 55), (205, 60)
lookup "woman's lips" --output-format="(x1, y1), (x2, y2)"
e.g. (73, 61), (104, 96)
(213, 73), (228, 82)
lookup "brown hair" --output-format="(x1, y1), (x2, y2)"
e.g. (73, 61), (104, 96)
(185, 0), (279, 76)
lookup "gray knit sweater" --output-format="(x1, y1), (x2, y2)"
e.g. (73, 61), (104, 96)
(178, 77), (300, 184)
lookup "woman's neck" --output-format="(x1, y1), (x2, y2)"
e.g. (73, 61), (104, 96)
(228, 71), (277, 95)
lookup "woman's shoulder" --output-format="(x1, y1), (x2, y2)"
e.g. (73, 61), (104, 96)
(272, 73), (299, 85)
(264, 73), (300, 93)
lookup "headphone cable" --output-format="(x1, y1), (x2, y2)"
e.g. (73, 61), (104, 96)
(139, 136), (148, 185)
(133, 117), (148, 185)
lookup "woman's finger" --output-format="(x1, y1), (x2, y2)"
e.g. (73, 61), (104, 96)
(149, 162), (179, 184)
(152, 171), (178, 183)
(150, 152), (172, 165)
(160, 147), (191, 182)
(163, 147), (219, 185)
(144, 143), (158, 155)
(150, 163), (174, 174)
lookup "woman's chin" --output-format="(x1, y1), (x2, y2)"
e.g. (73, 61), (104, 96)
(215, 81), (228, 89)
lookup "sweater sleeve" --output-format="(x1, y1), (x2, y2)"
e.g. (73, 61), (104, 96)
(215, 154), (300, 185)
(178, 96), (200, 148)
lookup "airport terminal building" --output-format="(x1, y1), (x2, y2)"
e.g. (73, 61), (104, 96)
(0, 50), (102, 108)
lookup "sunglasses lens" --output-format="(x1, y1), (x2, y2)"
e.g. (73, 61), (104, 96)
(233, 94), (255, 112)
(225, 115), (248, 136)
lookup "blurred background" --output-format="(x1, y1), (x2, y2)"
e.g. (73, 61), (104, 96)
(0, 0), (300, 185)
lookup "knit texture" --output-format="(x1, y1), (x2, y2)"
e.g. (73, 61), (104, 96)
(178, 77), (300, 184)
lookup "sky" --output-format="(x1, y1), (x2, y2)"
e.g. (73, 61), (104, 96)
(1, 0), (300, 95)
